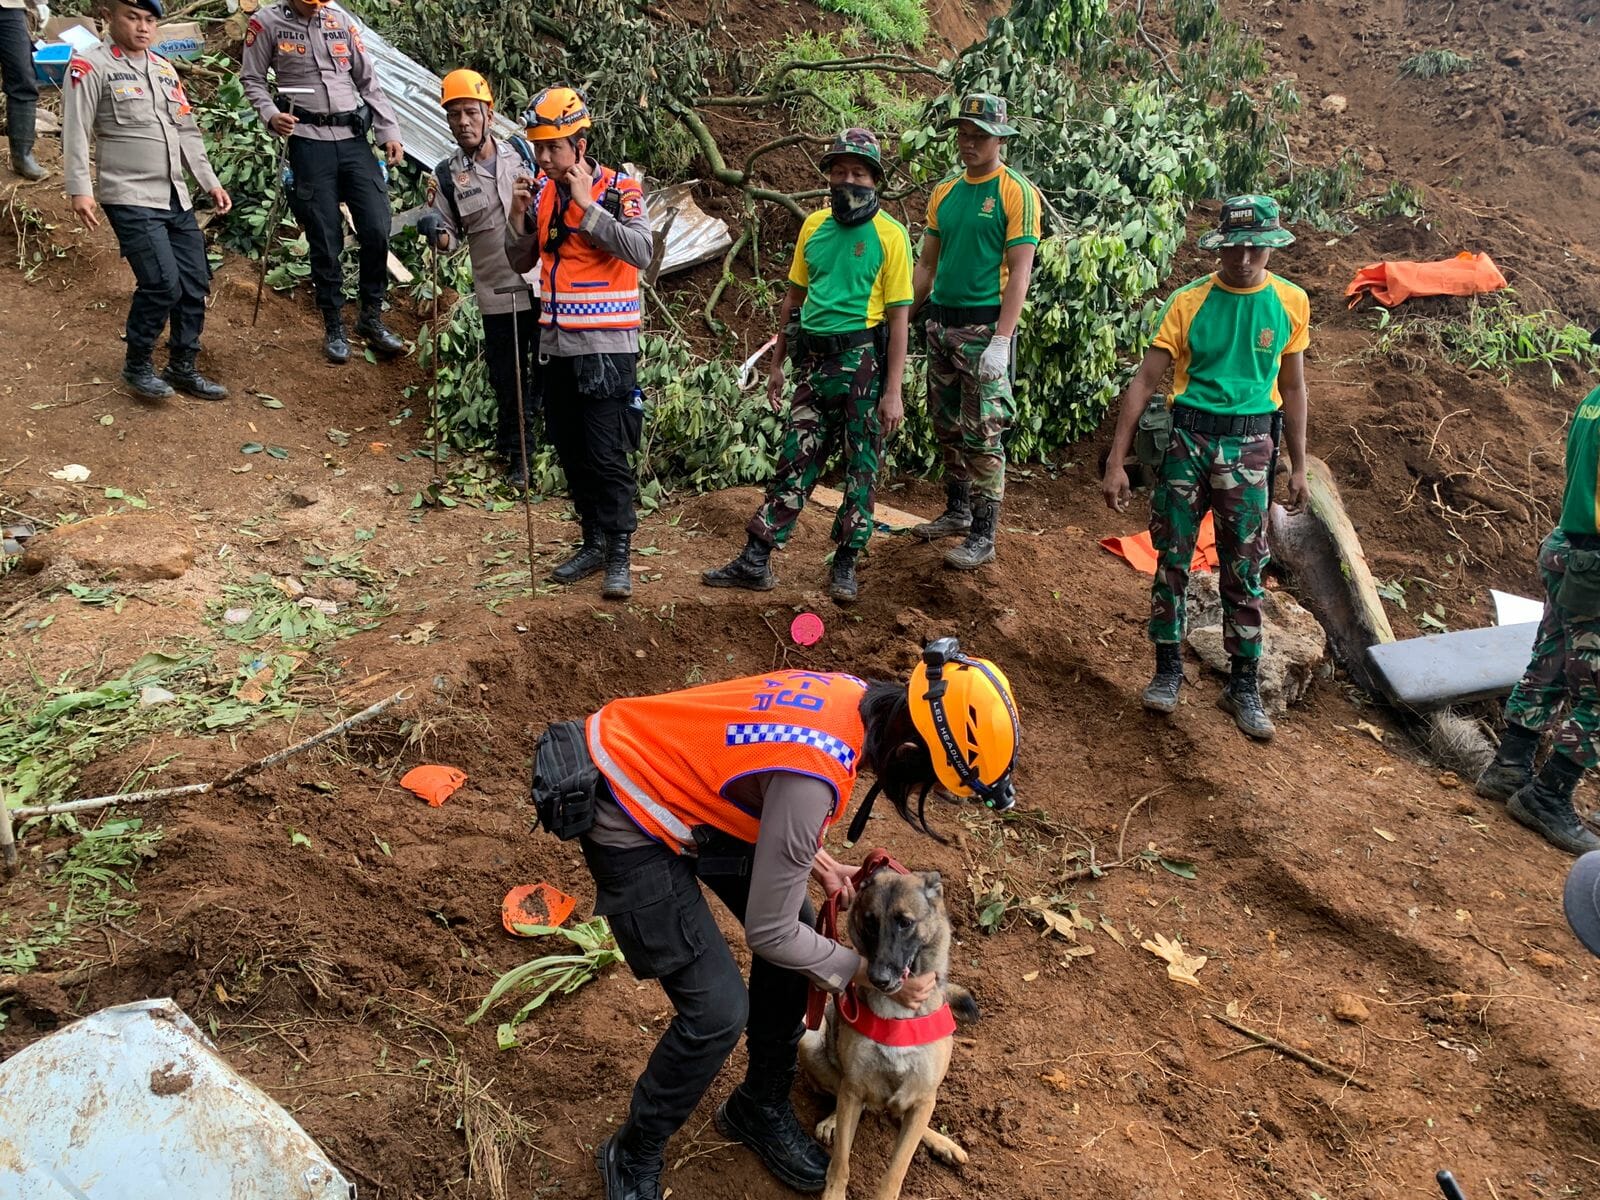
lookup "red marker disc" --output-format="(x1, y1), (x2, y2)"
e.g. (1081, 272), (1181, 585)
(791, 612), (825, 646)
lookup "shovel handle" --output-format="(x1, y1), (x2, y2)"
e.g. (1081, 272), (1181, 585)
(1437, 1170), (1467, 1200)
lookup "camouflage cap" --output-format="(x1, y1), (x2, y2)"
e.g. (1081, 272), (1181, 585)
(818, 127), (885, 182)
(941, 93), (1019, 138)
(1197, 194), (1297, 250)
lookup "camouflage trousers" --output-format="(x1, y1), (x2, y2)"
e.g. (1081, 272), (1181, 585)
(1504, 528), (1600, 769)
(749, 342), (883, 552)
(1149, 427), (1273, 661)
(926, 320), (1011, 501)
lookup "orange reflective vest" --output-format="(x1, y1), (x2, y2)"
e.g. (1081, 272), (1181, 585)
(535, 164), (643, 333)
(586, 672), (868, 851)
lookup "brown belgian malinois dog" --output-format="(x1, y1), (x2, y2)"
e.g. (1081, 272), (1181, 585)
(799, 865), (978, 1200)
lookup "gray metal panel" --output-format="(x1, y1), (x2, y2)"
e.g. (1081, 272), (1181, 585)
(1364, 621), (1540, 710)
(328, 2), (519, 170)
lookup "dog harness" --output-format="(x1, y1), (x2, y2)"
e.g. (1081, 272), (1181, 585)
(805, 849), (957, 1047)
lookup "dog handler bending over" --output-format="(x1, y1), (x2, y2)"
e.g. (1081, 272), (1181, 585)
(530, 640), (1019, 1200)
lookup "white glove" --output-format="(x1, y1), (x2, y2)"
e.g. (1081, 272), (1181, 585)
(30, 1), (51, 29)
(977, 334), (1012, 383)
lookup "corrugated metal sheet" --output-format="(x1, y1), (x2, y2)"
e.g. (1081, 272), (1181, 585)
(329, 2), (519, 172)
(338, 5), (731, 277)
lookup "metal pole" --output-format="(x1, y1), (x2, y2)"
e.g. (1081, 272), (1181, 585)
(494, 284), (539, 596)
(429, 238), (443, 483)
(252, 91), (314, 327)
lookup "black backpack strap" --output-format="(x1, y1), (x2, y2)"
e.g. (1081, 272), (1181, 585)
(433, 153), (461, 231)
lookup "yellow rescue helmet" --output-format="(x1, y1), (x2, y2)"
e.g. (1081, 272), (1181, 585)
(441, 68), (494, 111)
(907, 638), (1019, 809)
(523, 86), (592, 142)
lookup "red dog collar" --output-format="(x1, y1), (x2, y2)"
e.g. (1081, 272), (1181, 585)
(837, 986), (956, 1047)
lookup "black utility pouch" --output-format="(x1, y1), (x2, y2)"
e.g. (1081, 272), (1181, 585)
(531, 720), (600, 840)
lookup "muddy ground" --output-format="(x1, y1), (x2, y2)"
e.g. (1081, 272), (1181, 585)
(4, 1), (1600, 1198)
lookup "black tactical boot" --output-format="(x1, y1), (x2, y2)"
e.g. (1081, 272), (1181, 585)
(1476, 722), (1540, 802)
(715, 1064), (829, 1193)
(1141, 642), (1185, 714)
(944, 497), (998, 570)
(549, 521), (606, 585)
(355, 306), (406, 359)
(122, 347), (174, 400)
(596, 1123), (666, 1200)
(912, 481), (972, 540)
(9, 102), (45, 181)
(322, 309), (350, 364)
(504, 462), (529, 491)
(1217, 657), (1275, 741)
(1508, 753), (1600, 854)
(161, 349), (228, 401)
(602, 531), (633, 600)
(702, 534), (776, 591)
(828, 546), (859, 604)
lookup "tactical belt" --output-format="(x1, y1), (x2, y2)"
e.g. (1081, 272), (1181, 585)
(926, 303), (1001, 327)
(1171, 404), (1274, 437)
(1567, 532), (1600, 551)
(282, 107), (363, 130)
(794, 327), (878, 358)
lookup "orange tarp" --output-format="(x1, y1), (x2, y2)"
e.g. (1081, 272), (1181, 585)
(1100, 511), (1217, 575)
(1345, 251), (1507, 308)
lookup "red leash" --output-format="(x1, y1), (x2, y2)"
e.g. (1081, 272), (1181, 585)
(805, 850), (956, 1046)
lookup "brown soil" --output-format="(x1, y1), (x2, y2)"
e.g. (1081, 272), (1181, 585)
(4, 2), (1600, 1199)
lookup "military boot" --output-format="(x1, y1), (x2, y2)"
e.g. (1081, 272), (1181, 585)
(828, 546), (859, 604)
(715, 1062), (829, 1193)
(549, 521), (607, 585)
(8, 102), (45, 181)
(1217, 657), (1275, 741)
(161, 349), (228, 401)
(355, 306), (406, 359)
(596, 1123), (666, 1200)
(602, 532), (633, 600)
(122, 347), (174, 400)
(912, 481), (972, 540)
(322, 309), (350, 365)
(702, 535), (776, 591)
(1142, 643), (1185, 713)
(944, 497), (998, 570)
(1476, 722), (1540, 802)
(1508, 753), (1600, 854)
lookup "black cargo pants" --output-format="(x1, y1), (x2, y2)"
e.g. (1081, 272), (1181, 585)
(286, 134), (390, 313)
(579, 826), (813, 1145)
(481, 304), (542, 467)
(103, 192), (211, 355)
(543, 351), (643, 535)
(0, 7), (38, 120)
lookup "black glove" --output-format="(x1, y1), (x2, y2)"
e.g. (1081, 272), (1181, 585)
(416, 212), (446, 248)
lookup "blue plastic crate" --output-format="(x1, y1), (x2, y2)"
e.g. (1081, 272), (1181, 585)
(33, 43), (72, 87)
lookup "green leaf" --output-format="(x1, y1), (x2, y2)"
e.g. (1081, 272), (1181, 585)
(265, 446), (289, 460)
(258, 396), (284, 409)
(1158, 857), (1198, 879)
(240, 442), (264, 455)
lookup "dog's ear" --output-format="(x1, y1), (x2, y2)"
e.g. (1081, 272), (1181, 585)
(919, 870), (943, 900)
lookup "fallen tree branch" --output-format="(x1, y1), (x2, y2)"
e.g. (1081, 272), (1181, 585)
(1210, 1014), (1375, 1091)
(704, 224), (753, 336)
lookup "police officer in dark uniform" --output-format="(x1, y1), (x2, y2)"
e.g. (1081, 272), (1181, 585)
(240, 0), (405, 364)
(64, 0), (230, 400)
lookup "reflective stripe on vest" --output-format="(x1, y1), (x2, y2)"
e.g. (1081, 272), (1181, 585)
(586, 673), (867, 853)
(586, 710), (696, 848)
(536, 166), (641, 333)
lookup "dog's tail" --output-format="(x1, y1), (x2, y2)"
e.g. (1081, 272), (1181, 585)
(947, 984), (980, 1026)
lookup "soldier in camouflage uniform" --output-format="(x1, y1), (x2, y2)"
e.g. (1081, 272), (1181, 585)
(910, 93), (1042, 570)
(703, 129), (911, 603)
(1101, 196), (1310, 741)
(1475, 386), (1600, 854)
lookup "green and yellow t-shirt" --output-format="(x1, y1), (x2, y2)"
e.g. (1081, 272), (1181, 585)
(925, 166), (1042, 309)
(788, 209), (913, 335)
(1151, 272), (1311, 416)
(1561, 385), (1600, 536)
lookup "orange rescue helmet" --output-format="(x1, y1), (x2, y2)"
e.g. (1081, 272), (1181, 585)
(523, 86), (592, 142)
(907, 637), (1019, 809)
(441, 68), (494, 111)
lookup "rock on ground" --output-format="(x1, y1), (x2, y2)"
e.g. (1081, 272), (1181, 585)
(19, 511), (194, 582)
(1183, 571), (1328, 714)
